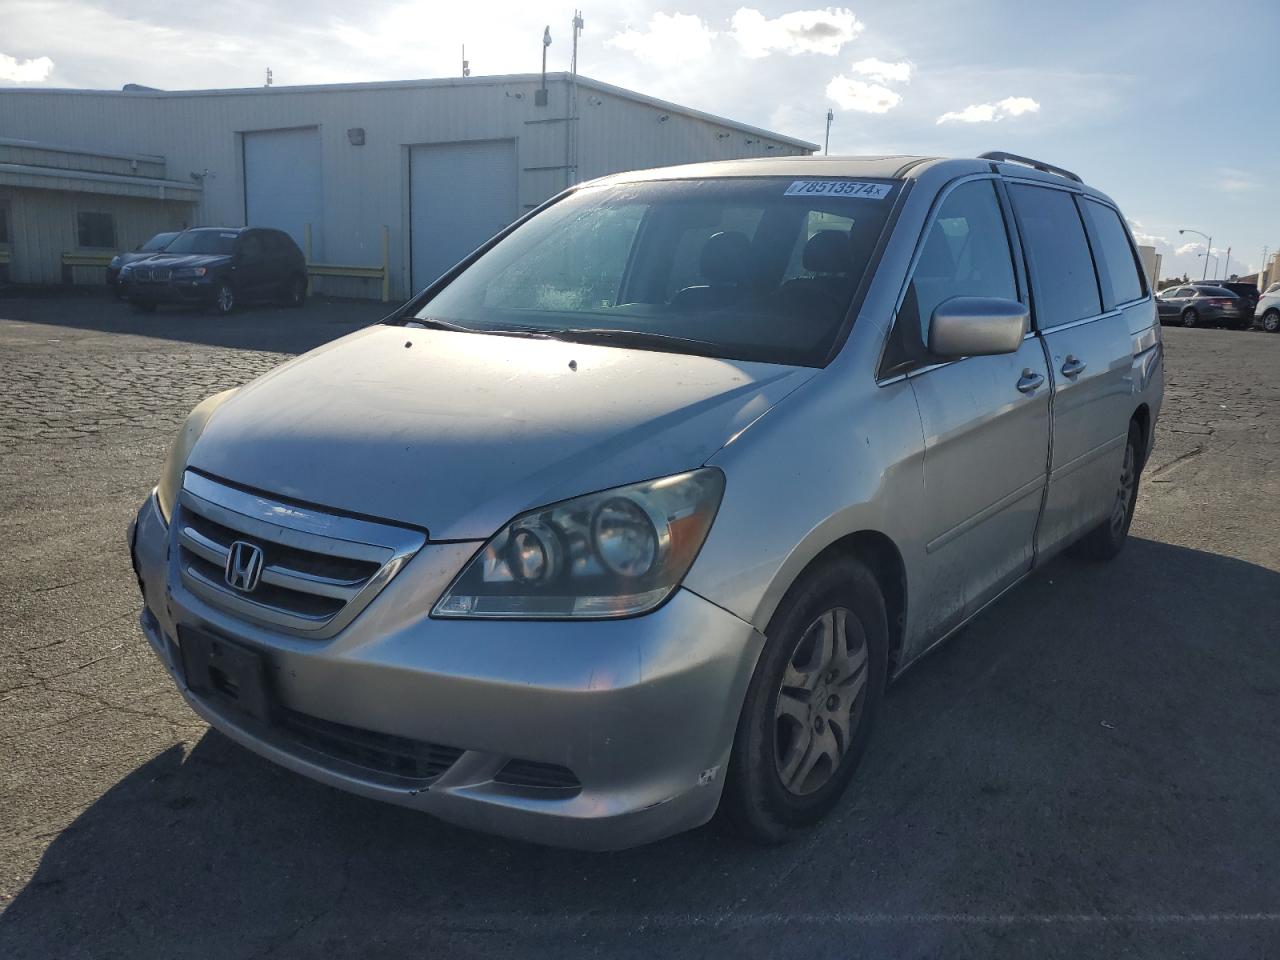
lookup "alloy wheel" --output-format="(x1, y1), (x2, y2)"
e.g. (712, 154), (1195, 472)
(1264, 312), (1280, 334)
(1111, 440), (1137, 538)
(216, 283), (235, 314)
(1181, 308), (1198, 328)
(774, 607), (869, 796)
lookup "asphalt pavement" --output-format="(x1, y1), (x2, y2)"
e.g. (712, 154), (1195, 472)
(1, 293), (1278, 959)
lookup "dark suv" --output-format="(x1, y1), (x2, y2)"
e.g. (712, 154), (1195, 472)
(125, 227), (307, 315)
(1194, 281), (1258, 327)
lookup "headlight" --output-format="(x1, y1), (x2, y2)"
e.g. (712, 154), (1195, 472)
(173, 267), (207, 278)
(155, 389), (237, 523)
(434, 468), (725, 619)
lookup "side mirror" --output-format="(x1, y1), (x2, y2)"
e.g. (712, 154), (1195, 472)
(928, 297), (1029, 358)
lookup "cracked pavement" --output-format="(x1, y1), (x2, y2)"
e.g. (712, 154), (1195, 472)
(1, 295), (1278, 959)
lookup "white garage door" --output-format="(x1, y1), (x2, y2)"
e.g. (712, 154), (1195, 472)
(244, 127), (322, 254)
(410, 139), (517, 291)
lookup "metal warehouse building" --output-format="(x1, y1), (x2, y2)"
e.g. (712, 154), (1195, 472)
(0, 74), (815, 298)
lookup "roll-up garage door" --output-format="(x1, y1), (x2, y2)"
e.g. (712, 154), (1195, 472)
(243, 127), (322, 254)
(409, 139), (517, 292)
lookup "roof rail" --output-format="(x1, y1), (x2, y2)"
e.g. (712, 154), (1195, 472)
(979, 151), (1082, 184)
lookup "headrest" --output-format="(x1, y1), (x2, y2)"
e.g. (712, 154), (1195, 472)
(803, 230), (852, 274)
(700, 231), (752, 284)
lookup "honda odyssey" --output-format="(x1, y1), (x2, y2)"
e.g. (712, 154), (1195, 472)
(129, 151), (1163, 849)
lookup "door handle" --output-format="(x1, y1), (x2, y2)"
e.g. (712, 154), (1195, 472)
(1016, 369), (1045, 393)
(1061, 355), (1087, 377)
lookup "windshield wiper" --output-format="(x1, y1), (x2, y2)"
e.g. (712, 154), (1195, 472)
(543, 327), (727, 353)
(402, 316), (476, 333)
(401, 317), (560, 340)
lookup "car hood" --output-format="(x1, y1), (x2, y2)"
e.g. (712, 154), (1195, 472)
(137, 253), (232, 270)
(114, 251), (166, 267)
(188, 325), (816, 539)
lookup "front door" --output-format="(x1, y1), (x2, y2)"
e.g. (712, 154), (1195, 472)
(890, 178), (1052, 638)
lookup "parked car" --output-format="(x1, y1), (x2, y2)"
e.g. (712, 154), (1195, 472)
(129, 152), (1163, 850)
(106, 231), (179, 296)
(1156, 284), (1246, 328)
(125, 226), (307, 315)
(1257, 284), (1280, 333)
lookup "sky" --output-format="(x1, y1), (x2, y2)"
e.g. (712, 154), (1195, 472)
(3, 0), (1278, 280)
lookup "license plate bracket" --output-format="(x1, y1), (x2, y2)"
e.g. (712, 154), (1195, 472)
(179, 628), (272, 723)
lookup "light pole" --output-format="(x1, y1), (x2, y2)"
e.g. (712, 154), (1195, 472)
(824, 108), (833, 156)
(1198, 251), (1219, 278)
(1179, 228), (1212, 280)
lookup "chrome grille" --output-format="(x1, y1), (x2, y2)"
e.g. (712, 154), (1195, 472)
(176, 471), (425, 638)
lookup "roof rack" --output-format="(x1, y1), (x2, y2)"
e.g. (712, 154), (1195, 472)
(979, 151), (1082, 184)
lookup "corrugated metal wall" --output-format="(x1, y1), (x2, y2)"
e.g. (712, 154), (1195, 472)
(0, 76), (812, 298)
(0, 188), (191, 284)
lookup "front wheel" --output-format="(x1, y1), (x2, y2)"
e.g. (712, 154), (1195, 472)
(1181, 308), (1199, 328)
(1070, 421), (1142, 562)
(1262, 310), (1280, 334)
(722, 556), (888, 844)
(212, 281), (236, 315)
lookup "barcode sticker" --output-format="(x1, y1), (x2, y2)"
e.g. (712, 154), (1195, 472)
(784, 180), (893, 199)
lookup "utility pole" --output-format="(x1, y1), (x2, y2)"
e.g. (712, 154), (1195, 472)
(1221, 246), (1231, 280)
(264, 67), (273, 88)
(461, 45), (470, 77)
(824, 109), (833, 155)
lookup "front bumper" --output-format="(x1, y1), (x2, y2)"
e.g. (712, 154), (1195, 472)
(128, 278), (219, 305)
(130, 494), (763, 850)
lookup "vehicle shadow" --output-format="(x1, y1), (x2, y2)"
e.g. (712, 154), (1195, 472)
(3, 537), (1279, 959)
(0, 293), (394, 354)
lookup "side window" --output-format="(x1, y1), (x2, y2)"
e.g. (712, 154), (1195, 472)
(241, 233), (264, 259)
(76, 211), (116, 249)
(1008, 184), (1102, 328)
(1082, 199), (1145, 305)
(885, 179), (1018, 369)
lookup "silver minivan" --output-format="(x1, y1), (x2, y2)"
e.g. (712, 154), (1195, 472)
(129, 152), (1163, 849)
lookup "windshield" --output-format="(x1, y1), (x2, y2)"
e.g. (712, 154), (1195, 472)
(164, 230), (239, 255)
(140, 232), (178, 252)
(410, 177), (899, 366)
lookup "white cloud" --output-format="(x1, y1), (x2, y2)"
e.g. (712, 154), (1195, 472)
(848, 57), (911, 84)
(1127, 219), (1170, 250)
(0, 52), (54, 82)
(730, 7), (863, 58)
(826, 76), (900, 113)
(937, 95), (1040, 124)
(1175, 241), (1204, 256)
(1215, 167), (1259, 193)
(605, 12), (716, 68)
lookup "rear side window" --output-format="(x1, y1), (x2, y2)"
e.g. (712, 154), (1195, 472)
(885, 179), (1018, 368)
(1082, 199), (1145, 305)
(1008, 184), (1102, 328)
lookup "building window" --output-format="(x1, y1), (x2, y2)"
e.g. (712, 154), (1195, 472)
(0, 207), (9, 244)
(77, 211), (116, 249)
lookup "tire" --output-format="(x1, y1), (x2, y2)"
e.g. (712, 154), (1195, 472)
(212, 281), (236, 315)
(285, 274), (307, 308)
(721, 556), (888, 844)
(1263, 310), (1280, 334)
(1070, 420), (1142, 563)
(1180, 308), (1198, 328)
(131, 301), (157, 314)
